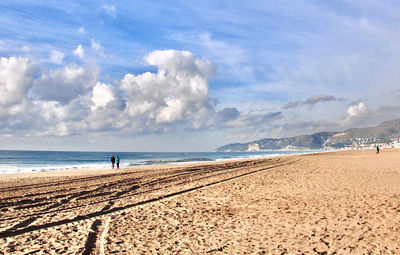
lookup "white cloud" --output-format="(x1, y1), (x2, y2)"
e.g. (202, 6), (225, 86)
(3, 49), (341, 141)
(337, 101), (372, 128)
(0, 50), (230, 138)
(48, 50), (65, 65)
(337, 102), (400, 129)
(8, 48), (398, 149)
(30, 97), (92, 136)
(32, 65), (98, 104)
(90, 39), (102, 51)
(120, 50), (215, 129)
(346, 102), (370, 118)
(90, 39), (105, 57)
(72, 45), (85, 60)
(171, 32), (251, 82)
(0, 57), (34, 109)
(91, 82), (124, 111)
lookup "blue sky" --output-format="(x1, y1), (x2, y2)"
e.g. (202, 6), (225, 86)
(1, 1), (400, 151)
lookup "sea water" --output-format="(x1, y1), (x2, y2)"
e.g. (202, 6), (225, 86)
(0, 150), (319, 174)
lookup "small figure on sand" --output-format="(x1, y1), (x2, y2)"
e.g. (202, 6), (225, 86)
(376, 146), (380, 154)
(111, 155), (115, 169)
(116, 156), (120, 169)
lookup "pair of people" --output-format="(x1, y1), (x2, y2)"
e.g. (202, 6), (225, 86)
(111, 155), (120, 169)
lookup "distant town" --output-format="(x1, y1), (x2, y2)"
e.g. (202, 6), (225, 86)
(217, 119), (400, 152)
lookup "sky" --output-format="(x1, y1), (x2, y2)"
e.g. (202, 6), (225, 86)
(1, 0), (400, 152)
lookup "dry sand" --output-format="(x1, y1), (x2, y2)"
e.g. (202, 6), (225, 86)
(1, 149), (400, 254)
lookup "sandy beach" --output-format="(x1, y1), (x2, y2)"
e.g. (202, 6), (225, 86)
(1, 149), (400, 254)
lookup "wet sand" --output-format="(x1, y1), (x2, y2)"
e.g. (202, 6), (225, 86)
(1, 149), (400, 254)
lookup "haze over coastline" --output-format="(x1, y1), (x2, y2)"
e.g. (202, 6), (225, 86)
(1, 1), (400, 152)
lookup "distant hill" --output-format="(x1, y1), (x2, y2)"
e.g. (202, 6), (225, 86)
(216, 119), (400, 152)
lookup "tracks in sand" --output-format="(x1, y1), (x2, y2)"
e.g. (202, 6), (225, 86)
(0, 156), (301, 253)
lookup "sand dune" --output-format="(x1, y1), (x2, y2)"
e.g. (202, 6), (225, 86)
(1, 150), (400, 254)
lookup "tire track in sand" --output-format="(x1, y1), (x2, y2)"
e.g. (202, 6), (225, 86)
(0, 157), (302, 238)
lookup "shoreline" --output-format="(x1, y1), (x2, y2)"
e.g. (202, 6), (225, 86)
(0, 151), (303, 182)
(0, 149), (327, 179)
(1, 149), (399, 253)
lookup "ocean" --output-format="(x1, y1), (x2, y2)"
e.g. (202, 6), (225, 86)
(0, 150), (319, 174)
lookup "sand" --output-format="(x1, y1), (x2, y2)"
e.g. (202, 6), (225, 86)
(1, 149), (400, 254)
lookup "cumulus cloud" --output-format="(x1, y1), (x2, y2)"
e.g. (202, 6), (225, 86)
(31, 64), (98, 104)
(91, 82), (125, 111)
(284, 94), (338, 109)
(91, 39), (102, 51)
(120, 50), (215, 128)
(171, 32), (251, 82)
(0, 50), (235, 137)
(48, 50), (65, 65)
(346, 102), (370, 118)
(72, 45), (84, 60)
(0, 49), (294, 140)
(30, 97), (92, 136)
(91, 39), (105, 57)
(340, 101), (372, 127)
(339, 102), (400, 129)
(0, 57), (34, 109)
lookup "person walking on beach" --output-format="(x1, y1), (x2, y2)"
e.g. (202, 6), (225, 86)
(116, 156), (120, 169)
(111, 156), (115, 169)
(376, 146), (380, 154)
